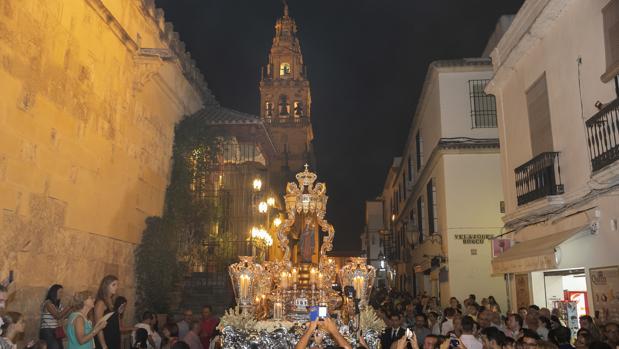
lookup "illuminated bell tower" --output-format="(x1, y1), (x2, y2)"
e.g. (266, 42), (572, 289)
(260, 2), (314, 192)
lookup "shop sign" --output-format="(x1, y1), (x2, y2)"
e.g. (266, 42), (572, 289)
(454, 234), (493, 244)
(590, 266), (619, 323)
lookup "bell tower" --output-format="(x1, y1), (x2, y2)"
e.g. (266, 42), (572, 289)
(260, 2), (314, 191)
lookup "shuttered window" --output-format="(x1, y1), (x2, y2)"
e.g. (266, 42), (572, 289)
(526, 73), (554, 156)
(603, 0), (619, 79)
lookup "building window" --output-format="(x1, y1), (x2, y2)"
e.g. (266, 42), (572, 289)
(415, 131), (423, 171)
(407, 156), (413, 182)
(279, 95), (290, 117)
(293, 101), (303, 117)
(280, 62), (291, 77)
(526, 73), (553, 155)
(603, 0), (619, 77)
(469, 79), (497, 128)
(426, 179), (438, 234)
(416, 197), (424, 243)
(265, 101), (273, 117)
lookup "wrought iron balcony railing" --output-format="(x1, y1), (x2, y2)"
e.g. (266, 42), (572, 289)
(586, 98), (619, 172)
(263, 116), (310, 126)
(514, 152), (564, 206)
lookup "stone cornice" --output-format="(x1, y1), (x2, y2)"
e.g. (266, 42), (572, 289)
(485, 0), (572, 94)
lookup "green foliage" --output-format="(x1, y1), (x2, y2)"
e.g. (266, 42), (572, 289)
(135, 113), (226, 314)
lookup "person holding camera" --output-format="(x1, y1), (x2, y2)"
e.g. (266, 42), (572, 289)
(294, 318), (352, 349)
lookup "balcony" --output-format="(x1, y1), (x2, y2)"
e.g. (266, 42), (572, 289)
(586, 98), (619, 172)
(514, 152), (564, 206)
(263, 116), (310, 127)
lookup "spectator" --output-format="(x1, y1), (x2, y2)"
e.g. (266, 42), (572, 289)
(423, 335), (439, 349)
(440, 308), (456, 335)
(94, 275), (120, 349)
(428, 312), (440, 335)
(578, 316), (600, 341)
(413, 314), (432, 348)
(150, 315), (161, 349)
(481, 327), (506, 349)
(465, 304), (479, 321)
(1, 312), (26, 349)
(478, 311), (494, 330)
(161, 323), (178, 349)
(198, 306), (218, 349)
(603, 322), (619, 348)
(182, 321), (202, 349)
(505, 314), (523, 340)
(382, 313), (405, 349)
(488, 297), (501, 314)
(549, 326), (573, 349)
(40, 284), (73, 349)
(539, 309), (551, 321)
(529, 305), (540, 312)
(520, 329), (541, 349)
(113, 296), (132, 335)
(449, 298), (462, 313)
(525, 313), (548, 340)
(67, 291), (108, 349)
(133, 328), (148, 349)
(574, 329), (591, 349)
(518, 308), (528, 325)
(503, 337), (515, 349)
(549, 316), (562, 330)
(177, 310), (193, 340)
(133, 312), (156, 349)
(460, 316), (482, 349)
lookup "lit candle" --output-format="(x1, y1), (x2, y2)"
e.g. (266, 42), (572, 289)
(291, 268), (299, 284)
(239, 274), (251, 299)
(352, 276), (365, 299)
(274, 301), (284, 320)
(281, 271), (289, 289)
(309, 268), (317, 285)
(318, 272), (323, 287)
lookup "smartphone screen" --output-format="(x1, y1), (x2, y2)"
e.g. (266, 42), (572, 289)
(318, 306), (327, 318)
(309, 306), (319, 321)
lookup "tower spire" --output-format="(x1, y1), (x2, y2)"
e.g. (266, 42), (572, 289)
(283, 0), (289, 17)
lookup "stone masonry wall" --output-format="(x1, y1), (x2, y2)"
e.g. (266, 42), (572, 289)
(0, 0), (212, 339)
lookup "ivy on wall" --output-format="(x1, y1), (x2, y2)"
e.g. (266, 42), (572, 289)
(135, 113), (225, 314)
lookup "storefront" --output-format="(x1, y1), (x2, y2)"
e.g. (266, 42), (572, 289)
(493, 212), (619, 324)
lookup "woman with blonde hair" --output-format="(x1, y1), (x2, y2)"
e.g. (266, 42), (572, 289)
(1, 312), (26, 349)
(67, 291), (108, 349)
(94, 275), (119, 349)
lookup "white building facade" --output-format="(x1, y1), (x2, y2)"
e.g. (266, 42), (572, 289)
(486, 0), (619, 322)
(380, 59), (507, 309)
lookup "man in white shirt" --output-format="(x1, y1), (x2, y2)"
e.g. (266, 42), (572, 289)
(441, 308), (456, 335)
(459, 316), (482, 349)
(133, 311), (157, 349)
(177, 309), (193, 340)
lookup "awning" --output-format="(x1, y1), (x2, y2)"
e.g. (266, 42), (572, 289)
(492, 224), (590, 275)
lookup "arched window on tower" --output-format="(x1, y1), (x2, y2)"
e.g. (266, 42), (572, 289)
(279, 95), (290, 117)
(265, 101), (273, 117)
(280, 62), (291, 78)
(293, 101), (303, 118)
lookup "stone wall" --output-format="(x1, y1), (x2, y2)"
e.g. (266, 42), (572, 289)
(0, 0), (213, 338)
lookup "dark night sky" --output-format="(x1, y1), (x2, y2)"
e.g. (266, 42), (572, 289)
(155, 0), (524, 251)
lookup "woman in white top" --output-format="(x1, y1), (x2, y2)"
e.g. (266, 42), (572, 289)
(40, 284), (73, 349)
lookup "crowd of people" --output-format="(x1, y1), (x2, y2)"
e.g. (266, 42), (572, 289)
(0, 276), (220, 349)
(2, 280), (619, 349)
(370, 289), (619, 349)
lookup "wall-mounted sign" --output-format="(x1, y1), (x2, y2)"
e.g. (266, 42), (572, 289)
(454, 234), (494, 244)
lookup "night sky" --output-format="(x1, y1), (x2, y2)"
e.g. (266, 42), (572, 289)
(155, 0), (524, 250)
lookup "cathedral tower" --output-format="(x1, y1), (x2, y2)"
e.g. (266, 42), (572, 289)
(260, 2), (314, 191)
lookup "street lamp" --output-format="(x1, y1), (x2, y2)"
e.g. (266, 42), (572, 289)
(252, 178), (262, 191)
(258, 201), (268, 213)
(267, 197), (275, 207)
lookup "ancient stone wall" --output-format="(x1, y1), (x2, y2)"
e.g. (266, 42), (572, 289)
(0, 0), (213, 337)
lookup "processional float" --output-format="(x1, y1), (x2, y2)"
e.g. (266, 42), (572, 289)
(222, 166), (383, 349)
